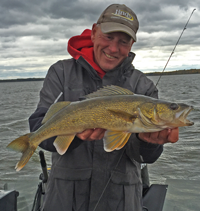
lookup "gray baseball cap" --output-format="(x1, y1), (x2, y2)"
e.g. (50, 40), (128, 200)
(97, 4), (139, 41)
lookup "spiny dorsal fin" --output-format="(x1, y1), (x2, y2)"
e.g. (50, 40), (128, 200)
(42, 101), (71, 124)
(85, 85), (134, 99)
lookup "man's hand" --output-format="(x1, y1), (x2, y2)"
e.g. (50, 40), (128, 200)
(77, 127), (179, 144)
(76, 128), (106, 141)
(138, 127), (179, 145)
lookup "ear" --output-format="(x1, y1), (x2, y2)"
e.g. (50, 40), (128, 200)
(91, 23), (98, 43)
(127, 40), (134, 55)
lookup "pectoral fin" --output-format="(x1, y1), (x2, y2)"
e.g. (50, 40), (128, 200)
(103, 131), (131, 152)
(107, 109), (138, 122)
(42, 101), (71, 124)
(53, 134), (75, 155)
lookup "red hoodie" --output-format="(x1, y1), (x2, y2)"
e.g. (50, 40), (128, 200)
(67, 29), (106, 79)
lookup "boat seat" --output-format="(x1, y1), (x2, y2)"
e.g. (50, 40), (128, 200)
(143, 184), (168, 211)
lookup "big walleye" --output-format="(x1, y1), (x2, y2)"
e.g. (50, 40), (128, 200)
(7, 85), (194, 171)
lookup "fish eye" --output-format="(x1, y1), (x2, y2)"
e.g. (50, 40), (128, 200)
(170, 103), (179, 110)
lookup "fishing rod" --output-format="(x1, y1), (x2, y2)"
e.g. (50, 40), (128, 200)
(155, 8), (196, 87)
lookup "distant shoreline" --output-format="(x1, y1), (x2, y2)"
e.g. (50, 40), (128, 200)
(145, 68), (200, 76)
(0, 78), (44, 83)
(0, 69), (199, 82)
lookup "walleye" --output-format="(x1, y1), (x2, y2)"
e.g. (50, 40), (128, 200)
(7, 85), (194, 171)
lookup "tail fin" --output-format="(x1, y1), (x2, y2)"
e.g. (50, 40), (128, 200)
(7, 133), (37, 171)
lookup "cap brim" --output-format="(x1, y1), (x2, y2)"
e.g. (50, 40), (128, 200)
(100, 22), (137, 42)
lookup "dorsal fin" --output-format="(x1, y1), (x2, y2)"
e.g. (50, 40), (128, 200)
(85, 85), (134, 99)
(42, 101), (71, 124)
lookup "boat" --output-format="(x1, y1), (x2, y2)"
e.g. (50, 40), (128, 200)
(0, 151), (169, 211)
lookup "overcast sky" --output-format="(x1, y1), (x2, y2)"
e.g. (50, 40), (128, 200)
(0, 0), (199, 79)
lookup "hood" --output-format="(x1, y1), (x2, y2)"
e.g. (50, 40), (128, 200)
(67, 29), (106, 78)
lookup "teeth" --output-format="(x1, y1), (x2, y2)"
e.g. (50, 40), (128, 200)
(105, 53), (115, 59)
(175, 110), (184, 119)
(175, 107), (192, 119)
(175, 106), (193, 126)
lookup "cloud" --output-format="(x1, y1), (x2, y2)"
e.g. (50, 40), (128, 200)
(0, 0), (199, 79)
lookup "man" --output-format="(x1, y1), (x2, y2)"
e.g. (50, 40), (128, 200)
(29, 4), (178, 211)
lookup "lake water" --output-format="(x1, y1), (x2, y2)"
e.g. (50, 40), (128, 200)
(0, 74), (199, 211)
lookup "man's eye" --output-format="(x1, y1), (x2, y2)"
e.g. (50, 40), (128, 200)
(104, 35), (112, 40)
(121, 40), (129, 46)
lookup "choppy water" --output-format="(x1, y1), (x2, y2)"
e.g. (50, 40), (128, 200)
(0, 74), (199, 211)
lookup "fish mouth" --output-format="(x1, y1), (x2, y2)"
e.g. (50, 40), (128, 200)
(175, 106), (194, 126)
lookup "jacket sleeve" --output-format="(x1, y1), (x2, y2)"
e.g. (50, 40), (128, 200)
(126, 134), (163, 163)
(28, 62), (83, 152)
(126, 71), (163, 163)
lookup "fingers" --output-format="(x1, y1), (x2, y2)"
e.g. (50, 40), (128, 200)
(77, 127), (179, 144)
(76, 128), (106, 141)
(168, 127), (179, 143)
(76, 129), (94, 140)
(89, 128), (106, 141)
(138, 128), (179, 145)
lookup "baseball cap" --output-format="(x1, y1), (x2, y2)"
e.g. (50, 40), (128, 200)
(97, 4), (139, 42)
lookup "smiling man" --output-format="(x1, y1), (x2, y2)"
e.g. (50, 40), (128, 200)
(91, 28), (134, 72)
(91, 4), (136, 72)
(29, 4), (179, 211)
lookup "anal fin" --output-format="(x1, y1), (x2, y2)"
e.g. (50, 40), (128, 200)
(53, 134), (75, 155)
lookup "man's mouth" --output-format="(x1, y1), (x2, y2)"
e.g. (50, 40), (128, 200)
(104, 52), (116, 59)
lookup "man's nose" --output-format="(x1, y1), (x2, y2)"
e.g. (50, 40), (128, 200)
(108, 40), (119, 52)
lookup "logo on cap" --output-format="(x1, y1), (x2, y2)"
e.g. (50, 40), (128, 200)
(112, 9), (134, 21)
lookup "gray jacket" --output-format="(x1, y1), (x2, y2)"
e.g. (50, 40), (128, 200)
(29, 52), (163, 211)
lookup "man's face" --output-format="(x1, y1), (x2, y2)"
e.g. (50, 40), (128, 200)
(91, 24), (134, 72)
